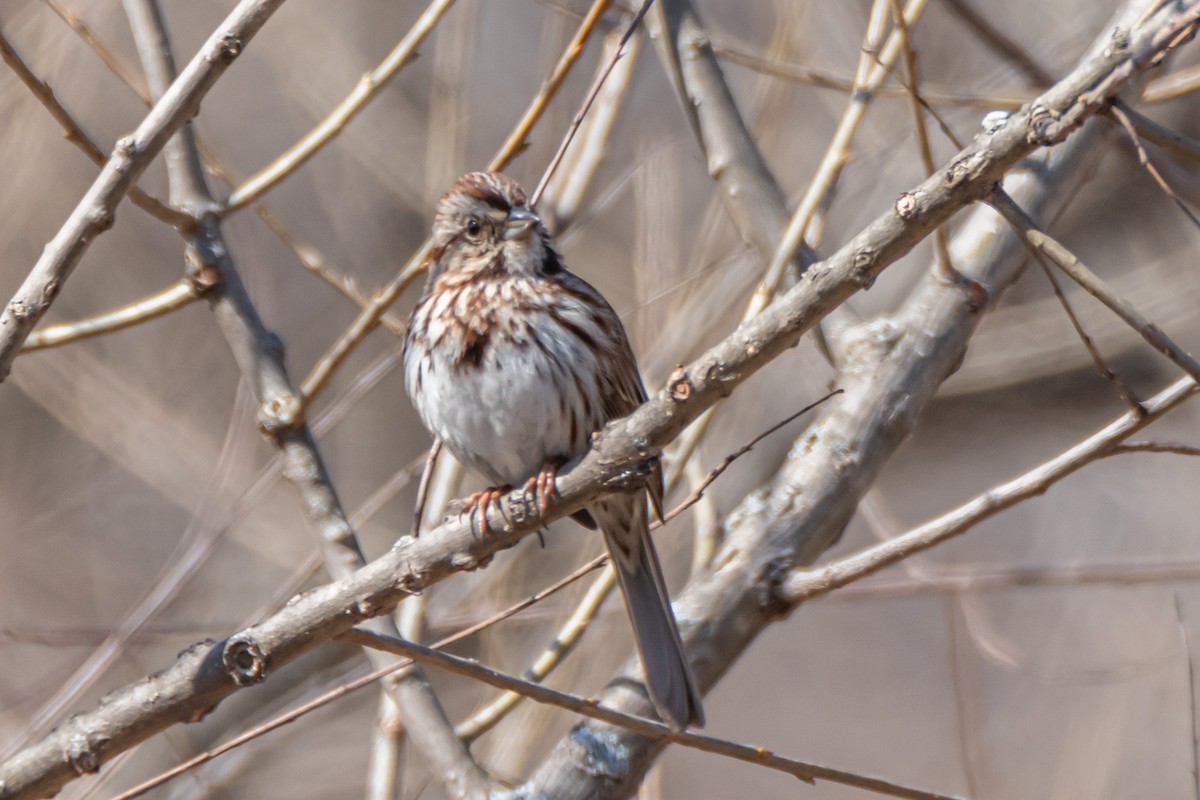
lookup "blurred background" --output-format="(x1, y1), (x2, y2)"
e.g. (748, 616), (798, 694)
(1, 0), (1199, 797)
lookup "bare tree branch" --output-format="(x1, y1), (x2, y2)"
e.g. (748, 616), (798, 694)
(0, 30), (189, 229)
(0, 3), (1193, 797)
(784, 374), (1197, 602)
(0, 0), (288, 382)
(223, 0), (460, 213)
(121, 2), (492, 798)
(342, 627), (967, 800)
(18, 278), (203, 353)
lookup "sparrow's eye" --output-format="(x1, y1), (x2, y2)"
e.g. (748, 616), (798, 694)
(465, 217), (483, 239)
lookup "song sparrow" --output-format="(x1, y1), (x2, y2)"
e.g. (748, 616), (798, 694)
(403, 172), (704, 730)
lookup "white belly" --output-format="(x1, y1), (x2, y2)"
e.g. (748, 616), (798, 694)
(405, 316), (602, 486)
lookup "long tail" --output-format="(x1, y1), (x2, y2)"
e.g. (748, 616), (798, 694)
(592, 495), (705, 730)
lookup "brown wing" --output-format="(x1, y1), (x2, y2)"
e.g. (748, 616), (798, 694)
(557, 271), (666, 520)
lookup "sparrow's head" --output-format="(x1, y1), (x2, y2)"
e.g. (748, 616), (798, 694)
(429, 172), (551, 279)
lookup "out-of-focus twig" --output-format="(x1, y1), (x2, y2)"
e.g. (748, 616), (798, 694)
(18, 278), (202, 353)
(490, 0), (614, 177)
(1144, 61), (1200, 101)
(1109, 99), (1200, 229)
(0, 31), (189, 229)
(784, 374), (1197, 602)
(713, 41), (1033, 109)
(539, 21), (641, 231)
(887, 0), (954, 276)
(224, 0), (458, 213)
(989, 188), (1200, 384)
(38, 0), (409, 336)
(0, 0), (287, 382)
(345, 628), (966, 800)
(531, 0), (651, 205)
(942, 0), (1055, 86)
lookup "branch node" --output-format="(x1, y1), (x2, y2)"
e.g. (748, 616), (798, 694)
(1108, 25), (1133, 57)
(223, 636), (268, 686)
(668, 367), (692, 402)
(256, 393), (301, 434)
(90, 206), (116, 234)
(1026, 103), (1061, 145)
(851, 249), (877, 288)
(6, 300), (31, 322)
(945, 149), (987, 185)
(213, 32), (243, 63)
(114, 134), (138, 160)
(64, 733), (104, 776)
(759, 557), (795, 619)
(895, 191), (918, 219)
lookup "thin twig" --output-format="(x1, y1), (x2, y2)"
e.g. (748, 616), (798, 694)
(345, 628), (966, 800)
(1113, 440), (1200, 456)
(223, 0), (459, 213)
(531, 0), (652, 205)
(754, 0), (931, 313)
(0, 31), (189, 228)
(712, 42), (1033, 110)
(988, 188), (1200, 384)
(1109, 99), (1200, 230)
(18, 279), (202, 353)
(0, 0), (288, 382)
(38, 0), (409, 336)
(1144, 61), (1200, 101)
(412, 439), (443, 536)
(538, 21), (641, 231)
(1112, 104), (1200, 165)
(489, 0), (614, 176)
(784, 374), (1198, 603)
(942, 0), (1055, 86)
(1026, 245), (1143, 410)
(887, 0), (954, 277)
(107, 552), (614, 800)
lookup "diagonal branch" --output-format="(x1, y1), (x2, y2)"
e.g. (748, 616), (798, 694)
(516, 2), (1185, 797)
(988, 188), (1200, 383)
(784, 374), (1198, 602)
(341, 628), (966, 800)
(0, 0), (288, 382)
(120, 2), (492, 798)
(0, 3), (1194, 797)
(0, 30), (189, 229)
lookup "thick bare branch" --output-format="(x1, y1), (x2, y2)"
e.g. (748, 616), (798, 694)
(121, 2), (492, 798)
(0, 4), (1193, 797)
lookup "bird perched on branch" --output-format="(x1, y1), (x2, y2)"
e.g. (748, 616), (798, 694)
(403, 171), (704, 730)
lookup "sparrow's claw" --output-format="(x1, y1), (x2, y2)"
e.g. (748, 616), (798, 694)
(522, 460), (561, 517)
(462, 485), (510, 536)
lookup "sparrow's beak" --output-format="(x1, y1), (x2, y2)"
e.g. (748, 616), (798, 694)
(503, 206), (539, 240)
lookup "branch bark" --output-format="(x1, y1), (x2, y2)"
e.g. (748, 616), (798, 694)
(0, 2), (1193, 797)
(120, 2), (492, 798)
(0, 0), (287, 381)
